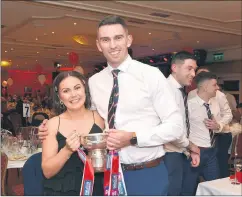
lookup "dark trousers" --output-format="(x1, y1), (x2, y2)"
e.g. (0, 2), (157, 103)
(181, 147), (219, 196)
(164, 152), (185, 196)
(216, 133), (232, 178)
(123, 161), (168, 195)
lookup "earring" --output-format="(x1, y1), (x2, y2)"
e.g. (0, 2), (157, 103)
(60, 100), (65, 108)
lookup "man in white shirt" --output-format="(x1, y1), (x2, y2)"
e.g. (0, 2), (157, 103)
(188, 68), (233, 179)
(182, 71), (221, 195)
(38, 16), (183, 195)
(165, 51), (200, 195)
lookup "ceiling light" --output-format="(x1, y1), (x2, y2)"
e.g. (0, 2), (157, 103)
(35, 38), (38, 41)
(58, 55), (61, 57)
(149, 33), (151, 35)
(1, 61), (12, 67)
(152, 48), (155, 51)
(72, 35), (89, 45)
(44, 33), (47, 36)
(52, 31), (55, 34)
(197, 41), (200, 43)
(5, 50), (7, 53)
(67, 52), (69, 55)
(36, 60), (38, 62)
(37, 52), (39, 54)
(74, 22), (77, 25)
(10, 48), (14, 51)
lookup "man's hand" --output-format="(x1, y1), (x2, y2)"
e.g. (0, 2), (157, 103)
(204, 118), (220, 130)
(38, 119), (49, 142)
(190, 152), (200, 167)
(187, 141), (200, 155)
(106, 129), (133, 151)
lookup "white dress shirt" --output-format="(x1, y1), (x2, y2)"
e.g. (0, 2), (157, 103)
(88, 55), (183, 164)
(188, 95), (221, 147)
(164, 75), (189, 153)
(188, 89), (232, 129)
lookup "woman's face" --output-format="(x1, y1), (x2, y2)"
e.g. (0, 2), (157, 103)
(58, 76), (86, 111)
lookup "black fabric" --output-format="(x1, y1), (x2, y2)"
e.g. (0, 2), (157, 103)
(43, 117), (104, 196)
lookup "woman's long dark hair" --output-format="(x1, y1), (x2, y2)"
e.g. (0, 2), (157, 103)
(52, 71), (91, 115)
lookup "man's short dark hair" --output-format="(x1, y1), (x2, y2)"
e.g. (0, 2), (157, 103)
(52, 71), (91, 115)
(98, 15), (127, 29)
(171, 51), (197, 66)
(194, 71), (217, 87)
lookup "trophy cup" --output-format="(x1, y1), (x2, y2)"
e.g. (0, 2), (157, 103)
(82, 133), (108, 172)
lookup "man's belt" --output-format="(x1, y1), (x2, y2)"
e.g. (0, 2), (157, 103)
(121, 156), (164, 171)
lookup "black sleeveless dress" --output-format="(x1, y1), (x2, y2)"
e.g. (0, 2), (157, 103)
(43, 114), (104, 196)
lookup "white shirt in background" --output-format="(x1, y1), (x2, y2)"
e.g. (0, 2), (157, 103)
(164, 75), (189, 153)
(89, 55), (183, 164)
(188, 95), (222, 147)
(188, 89), (232, 128)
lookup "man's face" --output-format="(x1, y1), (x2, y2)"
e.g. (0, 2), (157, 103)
(96, 24), (133, 68)
(172, 59), (197, 86)
(204, 79), (220, 98)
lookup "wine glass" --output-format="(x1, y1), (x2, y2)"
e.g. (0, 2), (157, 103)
(233, 158), (242, 185)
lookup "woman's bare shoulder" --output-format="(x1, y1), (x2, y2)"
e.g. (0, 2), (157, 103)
(46, 116), (60, 135)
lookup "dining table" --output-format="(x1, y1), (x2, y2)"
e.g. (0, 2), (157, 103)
(196, 177), (242, 195)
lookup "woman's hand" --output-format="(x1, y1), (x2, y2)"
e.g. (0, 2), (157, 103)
(65, 131), (82, 152)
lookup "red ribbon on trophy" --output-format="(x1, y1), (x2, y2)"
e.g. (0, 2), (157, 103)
(77, 148), (94, 196)
(104, 150), (127, 196)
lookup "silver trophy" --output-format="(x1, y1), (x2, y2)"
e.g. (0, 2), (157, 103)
(82, 133), (108, 172)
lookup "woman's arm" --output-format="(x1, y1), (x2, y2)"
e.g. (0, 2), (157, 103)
(41, 117), (73, 179)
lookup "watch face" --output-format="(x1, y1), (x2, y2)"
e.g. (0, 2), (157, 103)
(130, 137), (137, 145)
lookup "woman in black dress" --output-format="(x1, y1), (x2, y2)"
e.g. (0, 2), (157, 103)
(42, 71), (104, 195)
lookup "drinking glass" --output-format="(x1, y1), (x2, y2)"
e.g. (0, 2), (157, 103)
(233, 158), (242, 185)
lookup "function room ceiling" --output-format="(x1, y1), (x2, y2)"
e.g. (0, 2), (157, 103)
(1, 1), (241, 74)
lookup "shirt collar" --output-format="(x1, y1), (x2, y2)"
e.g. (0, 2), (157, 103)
(196, 95), (208, 106)
(107, 54), (132, 73)
(167, 74), (183, 89)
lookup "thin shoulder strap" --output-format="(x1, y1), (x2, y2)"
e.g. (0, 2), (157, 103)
(92, 111), (95, 124)
(57, 116), (60, 131)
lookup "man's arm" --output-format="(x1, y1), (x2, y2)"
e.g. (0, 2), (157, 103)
(136, 69), (184, 147)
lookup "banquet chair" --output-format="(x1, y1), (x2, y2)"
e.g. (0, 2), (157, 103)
(1, 152), (8, 196)
(7, 112), (22, 136)
(31, 112), (49, 127)
(22, 152), (44, 195)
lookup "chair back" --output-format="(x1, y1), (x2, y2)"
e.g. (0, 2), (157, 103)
(7, 112), (22, 135)
(31, 112), (49, 126)
(22, 152), (44, 195)
(1, 152), (8, 196)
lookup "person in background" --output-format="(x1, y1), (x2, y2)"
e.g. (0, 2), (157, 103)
(218, 84), (240, 177)
(165, 51), (200, 196)
(188, 68), (233, 178)
(182, 72), (221, 195)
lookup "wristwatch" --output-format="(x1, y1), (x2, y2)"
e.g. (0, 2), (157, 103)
(130, 132), (138, 146)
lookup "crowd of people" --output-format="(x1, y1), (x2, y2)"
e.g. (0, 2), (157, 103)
(2, 15), (242, 196)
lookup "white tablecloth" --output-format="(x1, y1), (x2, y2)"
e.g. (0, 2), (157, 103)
(7, 148), (42, 169)
(196, 177), (242, 195)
